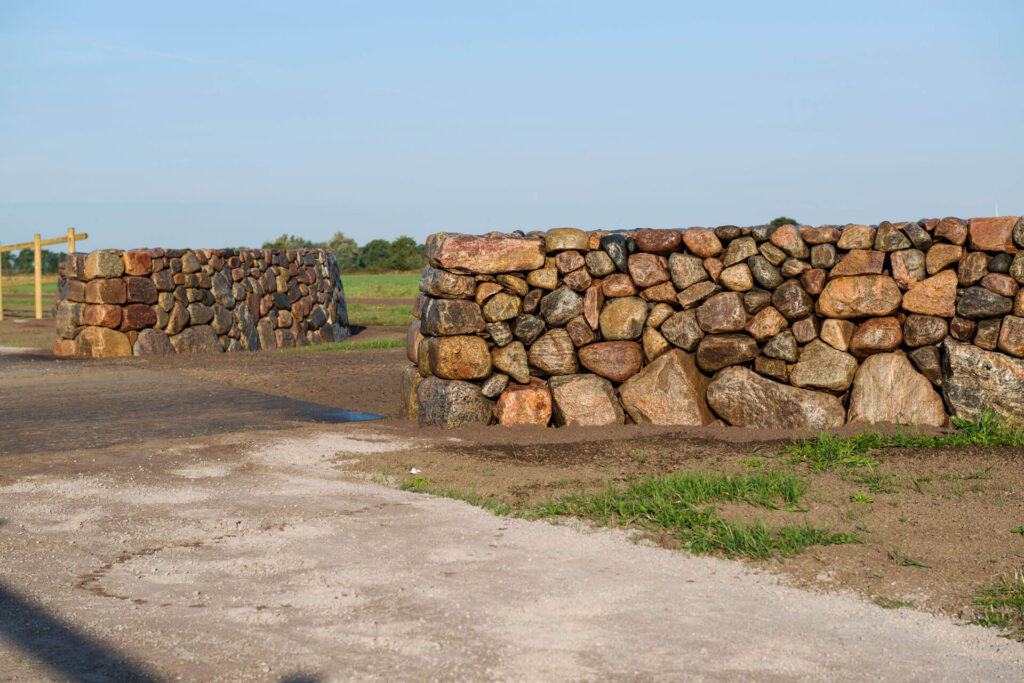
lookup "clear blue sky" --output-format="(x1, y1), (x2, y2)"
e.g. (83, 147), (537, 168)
(1, 1), (1021, 251)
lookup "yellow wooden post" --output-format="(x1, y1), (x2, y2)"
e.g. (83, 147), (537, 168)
(67, 227), (76, 255)
(34, 233), (42, 319)
(0, 240), (4, 321)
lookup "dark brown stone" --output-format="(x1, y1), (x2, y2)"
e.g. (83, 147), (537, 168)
(695, 334), (758, 373)
(771, 279), (813, 321)
(903, 315), (948, 347)
(696, 292), (747, 333)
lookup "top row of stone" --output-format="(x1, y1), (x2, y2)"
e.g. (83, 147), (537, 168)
(427, 218), (1024, 274)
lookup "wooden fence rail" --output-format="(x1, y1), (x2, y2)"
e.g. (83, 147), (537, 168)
(0, 228), (88, 320)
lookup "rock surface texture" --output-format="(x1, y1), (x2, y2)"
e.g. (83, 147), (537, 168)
(395, 220), (1024, 427)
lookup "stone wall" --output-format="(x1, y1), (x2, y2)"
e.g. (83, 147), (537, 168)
(53, 248), (350, 357)
(400, 218), (1024, 429)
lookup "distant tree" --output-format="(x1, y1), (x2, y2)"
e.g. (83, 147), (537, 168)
(2, 248), (62, 273)
(385, 236), (426, 271)
(261, 234), (317, 249)
(357, 239), (393, 270)
(325, 231), (360, 270)
(769, 216), (799, 228)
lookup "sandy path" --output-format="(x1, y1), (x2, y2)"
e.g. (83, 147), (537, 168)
(1, 427), (1021, 681)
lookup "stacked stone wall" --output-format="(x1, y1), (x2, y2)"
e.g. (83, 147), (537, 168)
(53, 248), (349, 357)
(401, 217), (1024, 429)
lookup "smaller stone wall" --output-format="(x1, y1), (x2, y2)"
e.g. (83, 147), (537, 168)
(53, 248), (350, 357)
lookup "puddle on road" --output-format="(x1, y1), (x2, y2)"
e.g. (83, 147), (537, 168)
(290, 400), (386, 424)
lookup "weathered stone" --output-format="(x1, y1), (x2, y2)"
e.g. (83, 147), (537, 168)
(545, 228), (589, 252)
(974, 318), (1002, 351)
(528, 329), (579, 376)
(722, 237), (758, 267)
(801, 226), (841, 245)
(759, 242), (787, 266)
(874, 222), (912, 252)
(210, 304), (232, 335)
(957, 286), (1013, 320)
(399, 365), (425, 419)
(74, 326), (132, 358)
(746, 255), (783, 290)
(512, 314), (546, 345)
(427, 234), (545, 273)
(791, 316), (819, 344)
(495, 378), (552, 426)
(830, 250), (885, 278)
(645, 303), (674, 329)
(602, 273), (638, 298)
(763, 330), (798, 362)
(902, 315), (947, 348)
(969, 216), (1020, 253)
(1018, 290), (1024, 317)
(780, 258), (810, 278)
(422, 335), (492, 379)
(849, 317), (902, 358)
(847, 353), (947, 426)
(419, 265), (477, 299)
(133, 328), (175, 356)
(84, 278), (126, 305)
(934, 217), (968, 245)
(187, 302), (214, 326)
(522, 289), (542, 314)
(668, 253), (708, 290)
(820, 319), (856, 352)
(480, 372), (510, 400)
(484, 322), (511, 348)
(696, 334), (758, 372)
(83, 304), (121, 328)
(707, 366), (845, 429)
(1009, 253), (1024, 284)
(682, 228), (722, 258)
(491, 341), (530, 384)
(642, 326), (670, 362)
(615, 349), (712, 425)
(417, 377), (494, 428)
(656, 310), (701, 352)
(406, 320), (423, 363)
(169, 325), (223, 354)
(771, 279), (813, 321)
(165, 302), (188, 335)
(1016, 217), (1024, 249)
(554, 250), (586, 274)
(949, 316), (976, 342)
(677, 281), (720, 309)
(640, 281), (677, 303)
(563, 268), (593, 292)
(582, 285), (604, 330)
(577, 341), (643, 382)
(941, 339), (1024, 424)
(981, 273), (1019, 298)
(754, 355), (789, 382)
(745, 306), (787, 341)
(634, 228), (682, 254)
(627, 253), (670, 288)
(180, 252), (201, 274)
(715, 225), (741, 241)
(817, 276), (901, 319)
(257, 320), (277, 350)
(902, 222), (933, 250)
(908, 345), (942, 386)
(958, 251), (991, 286)
(793, 272), (821, 302)
(890, 249), (926, 289)
(585, 250), (616, 278)
(743, 288), (772, 314)
(599, 234), (630, 273)
(925, 244), (962, 275)
(810, 244), (837, 270)
(702, 258), (722, 281)
(719, 264), (753, 292)
(899, 270), (956, 318)
(124, 276), (158, 305)
(120, 250), (152, 276)
(599, 296), (647, 341)
(566, 315), (598, 347)
(770, 224), (809, 259)
(83, 251), (125, 279)
(997, 316), (1024, 357)
(549, 374), (624, 426)
(525, 267), (558, 291)
(121, 304), (157, 331)
(55, 300), (86, 338)
(482, 291), (522, 322)
(421, 298), (486, 336)
(790, 340), (858, 392)
(532, 286), (579, 327)
(696, 292), (747, 333)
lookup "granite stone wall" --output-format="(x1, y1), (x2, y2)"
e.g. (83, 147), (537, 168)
(53, 248), (350, 357)
(400, 218), (1024, 429)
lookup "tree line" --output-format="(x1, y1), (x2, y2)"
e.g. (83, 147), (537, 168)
(1, 249), (64, 275)
(261, 232), (427, 272)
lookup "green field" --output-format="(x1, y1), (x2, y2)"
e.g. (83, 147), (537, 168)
(340, 271), (420, 299)
(345, 301), (415, 327)
(3, 281), (59, 295)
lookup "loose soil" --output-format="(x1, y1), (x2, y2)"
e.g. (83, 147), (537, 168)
(2, 317), (1023, 637)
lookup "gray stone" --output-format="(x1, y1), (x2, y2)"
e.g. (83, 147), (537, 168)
(908, 345), (942, 386)
(747, 255), (783, 290)
(988, 253), (1013, 275)
(540, 286), (584, 326)
(668, 253), (708, 290)
(771, 280), (813, 321)
(422, 298), (486, 336)
(55, 300), (85, 338)
(874, 222), (912, 252)
(417, 377), (494, 428)
(903, 222), (933, 250)
(211, 272), (235, 308)
(599, 234), (630, 273)
(695, 334), (758, 373)
(549, 374), (625, 426)
(512, 314), (546, 345)
(722, 237), (758, 267)
(257, 319), (277, 350)
(210, 304), (233, 335)
(762, 330), (798, 363)
(188, 302), (214, 326)
(133, 328), (175, 356)
(1010, 253), (1024, 285)
(481, 372), (510, 399)
(585, 250), (616, 278)
(810, 244), (837, 270)
(790, 340), (858, 392)
(941, 339), (1024, 425)
(486, 321), (513, 346)
(707, 366), (846, 429)
(491, 341), (531, 384)
(169, 325), (223, 354)
(956, 286), (1013, 320)
(528, 329), (579, 375)
(743, 288), (772, 314)
(661, 310), (704, 352)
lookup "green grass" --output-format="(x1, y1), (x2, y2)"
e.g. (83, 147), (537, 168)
(340, 271), (420, 299)
(345, 302), (415, 327)
(3, 281), (59, 295)
(532, 470), (857, 560)
(780, 412), (1024, 471)
(278, 338), (404, 354)
(400, 476), (512, 516)
(973, 573), (1024, 639)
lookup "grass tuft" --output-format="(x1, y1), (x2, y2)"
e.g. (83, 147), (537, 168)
(973, 571), (1024, 639)
(399, 476), (512, 516)
(531, 470), (857, 560)
(279, 338), (404, 354)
